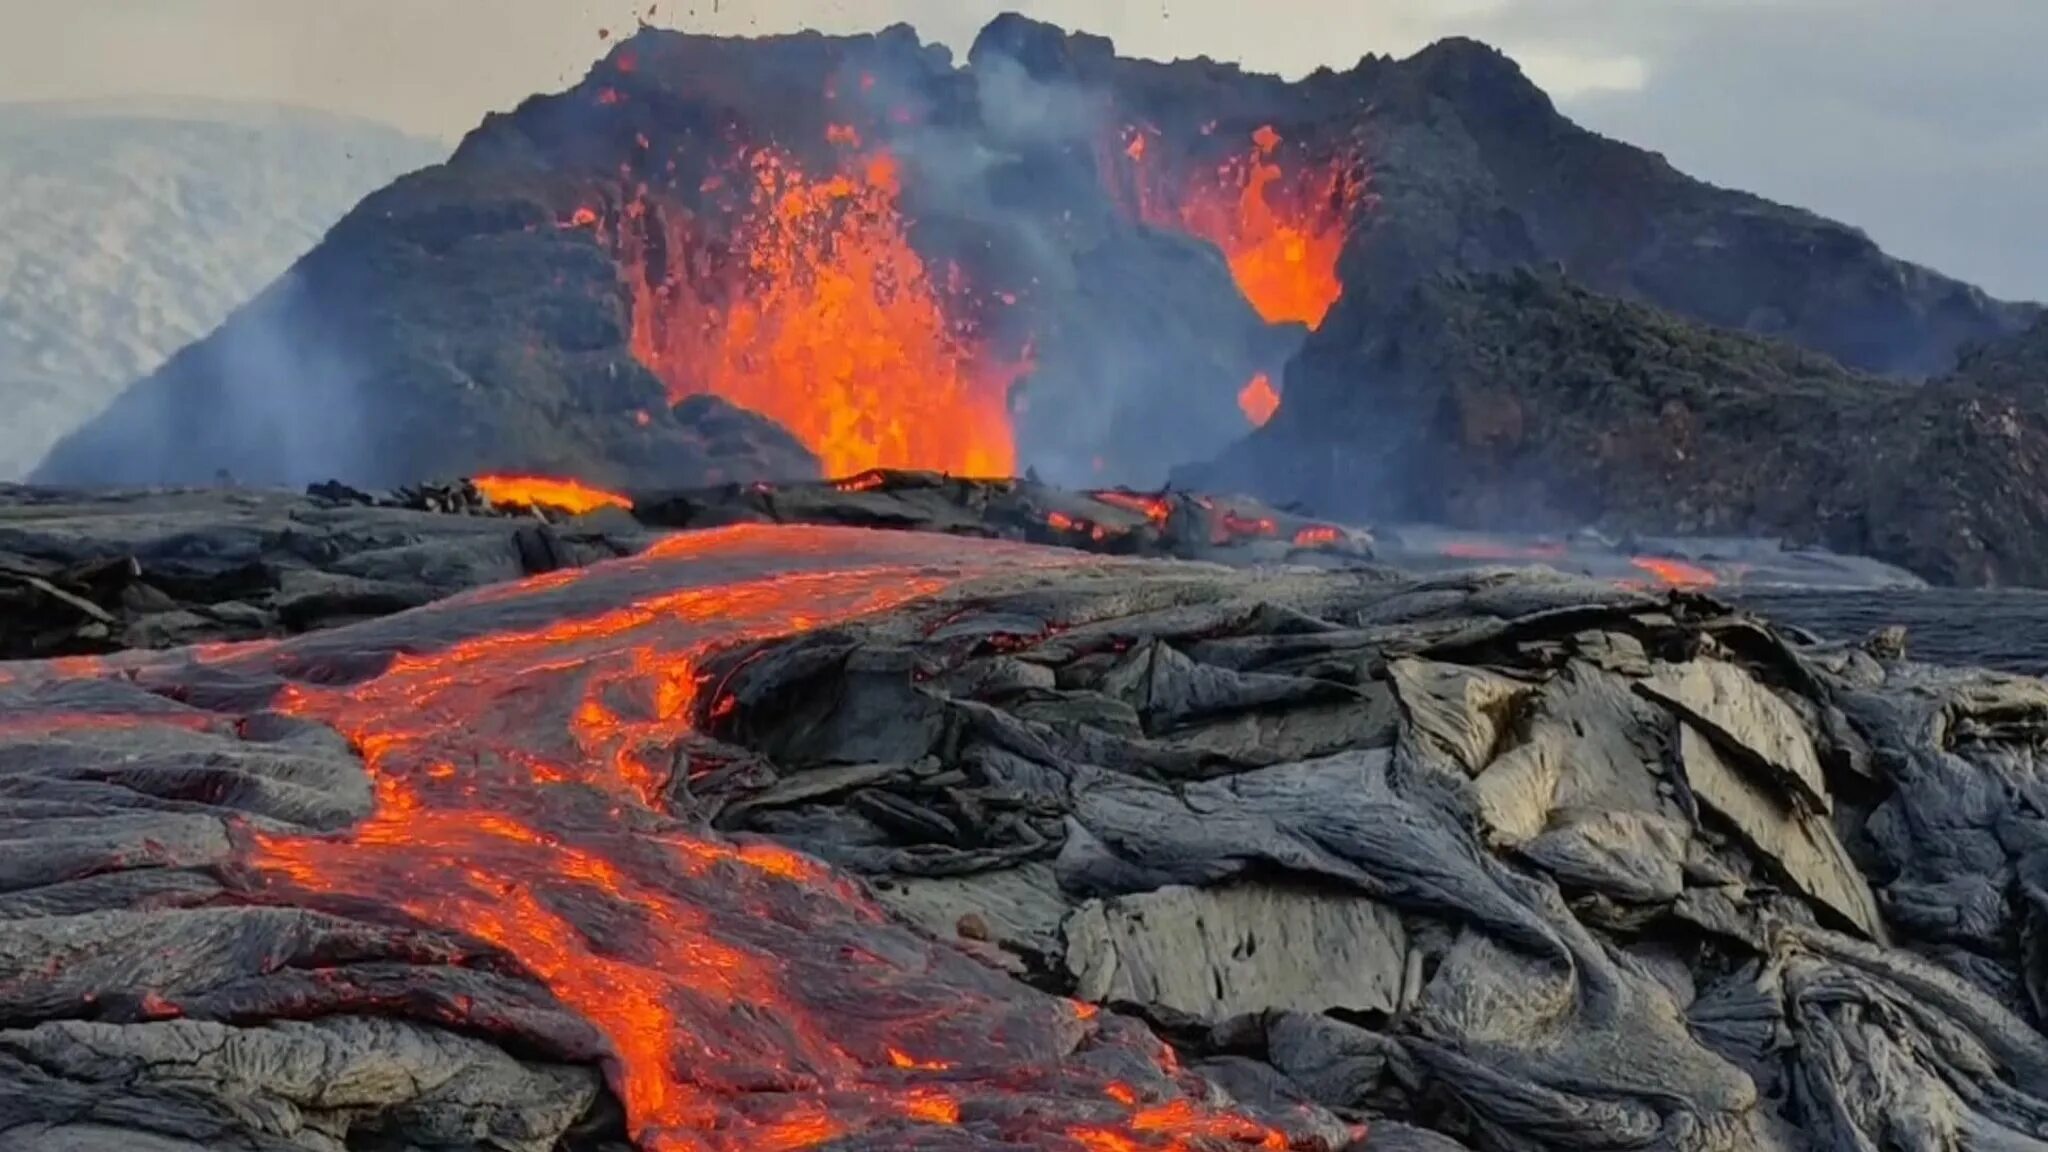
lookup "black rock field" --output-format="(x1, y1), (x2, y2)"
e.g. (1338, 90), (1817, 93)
(7, 473), (2048, 1150)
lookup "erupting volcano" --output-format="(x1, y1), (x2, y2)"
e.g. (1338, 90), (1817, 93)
(606, 133), (1019, 480)
(1119, 124), (1364, 329)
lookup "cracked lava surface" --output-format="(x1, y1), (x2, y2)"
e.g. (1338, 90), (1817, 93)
(184, 525), (1332, 1151)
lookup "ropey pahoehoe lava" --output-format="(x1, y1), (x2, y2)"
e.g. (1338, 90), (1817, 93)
(6, 525), (1352, 1151)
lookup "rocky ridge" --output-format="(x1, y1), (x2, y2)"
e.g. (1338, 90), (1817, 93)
(1192, 271), (2048, 586)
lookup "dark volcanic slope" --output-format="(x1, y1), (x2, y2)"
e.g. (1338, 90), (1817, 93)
(1190, 272), (2048, 586)
(984, 17), (2037, 377)
(34, 17), (2032, 497)
(8, 519), (2048, 1149)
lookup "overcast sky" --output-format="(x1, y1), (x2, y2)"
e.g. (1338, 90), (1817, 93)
(4, 0), (2041, 301)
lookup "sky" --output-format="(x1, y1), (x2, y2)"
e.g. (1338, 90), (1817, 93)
(3, 0), (2042, 301)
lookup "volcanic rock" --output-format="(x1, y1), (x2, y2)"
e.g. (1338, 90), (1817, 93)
(8, 516), (2048, 1149)
(975, 18), (2037, 376)
(10, 472), (2048, 673)
(0, 483), (653, 658)
(1186, 270), (2048, 586)
(34, 18), (2032, 498)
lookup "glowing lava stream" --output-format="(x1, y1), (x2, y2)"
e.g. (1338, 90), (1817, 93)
(240, 525), (1308, 1151)
(474, 473), (634, 515)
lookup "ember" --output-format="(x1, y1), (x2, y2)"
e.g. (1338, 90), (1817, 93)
(621, 134), (1019, 479)
(1238, 373), (1281, 427)
(240, 526), (1304, 1151)
(474, 473), (634, 515)
(1120, 125), (1362, 328)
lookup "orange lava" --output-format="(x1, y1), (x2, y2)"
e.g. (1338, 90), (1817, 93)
(1629, 556), (1721, 588)
(475, 473), (634, 515)
(1120, 125), (1361, 328)
(621, 135), (1018, 479)
(1091, 490), (1175, 527)
(1238, 374), (1281, 427)
(229, 525), (1312, 1152)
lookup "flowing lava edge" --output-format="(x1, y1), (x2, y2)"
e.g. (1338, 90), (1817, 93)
(0, 523), (1361, 1152)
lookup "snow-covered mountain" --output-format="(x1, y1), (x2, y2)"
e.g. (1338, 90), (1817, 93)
(0, 99), (446, 479)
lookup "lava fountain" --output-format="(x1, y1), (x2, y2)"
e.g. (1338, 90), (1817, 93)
(609, 132), (1020, 480)
(1119, 125), (1364, 330)
(231, 525), (1330, 1151)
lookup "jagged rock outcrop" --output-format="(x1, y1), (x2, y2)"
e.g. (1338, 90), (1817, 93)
(1187, 272), (2048, 586)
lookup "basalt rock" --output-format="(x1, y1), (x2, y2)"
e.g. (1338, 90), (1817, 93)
(5, 522), (2048, 1150)
(1186, 272), (2048, 587)
(0, 483), (652, 658)
(8, 475), (2048, 674)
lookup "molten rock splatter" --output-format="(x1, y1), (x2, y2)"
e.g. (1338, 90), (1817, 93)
(1121, 125), (1363, 329)
(619, 136), (1019, 480)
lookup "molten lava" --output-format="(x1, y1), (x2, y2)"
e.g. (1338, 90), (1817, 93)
(229, 526), (1316, 1152)
(1238, 374), (1281, 427)
(1120, 125), (1361, 328)
(475, 473), (634, 515)
(1630, 556), (1721, 588)
(620, 135), (1018, 479)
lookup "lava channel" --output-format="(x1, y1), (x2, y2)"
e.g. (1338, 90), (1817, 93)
(224, 525), (1329, 1151)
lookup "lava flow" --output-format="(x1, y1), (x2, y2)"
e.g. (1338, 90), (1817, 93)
(1120, 125), (1362, 328)
(615, 134), (1019, 479)
(237, 525), (1319, 1152)
(475, 473), (635, 515)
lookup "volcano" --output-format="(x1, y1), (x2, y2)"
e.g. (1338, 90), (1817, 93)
(16, 17), (2048, 1148)
(34, 15), (2046, 591)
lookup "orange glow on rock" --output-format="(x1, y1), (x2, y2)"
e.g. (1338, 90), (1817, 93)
(622, 136), (1019, 480)
(1630, 556), (1720, 588)
(1121, 125), (1361, 328)
(1238, 373), (1281, 427)
(474, 474), (634, 515)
